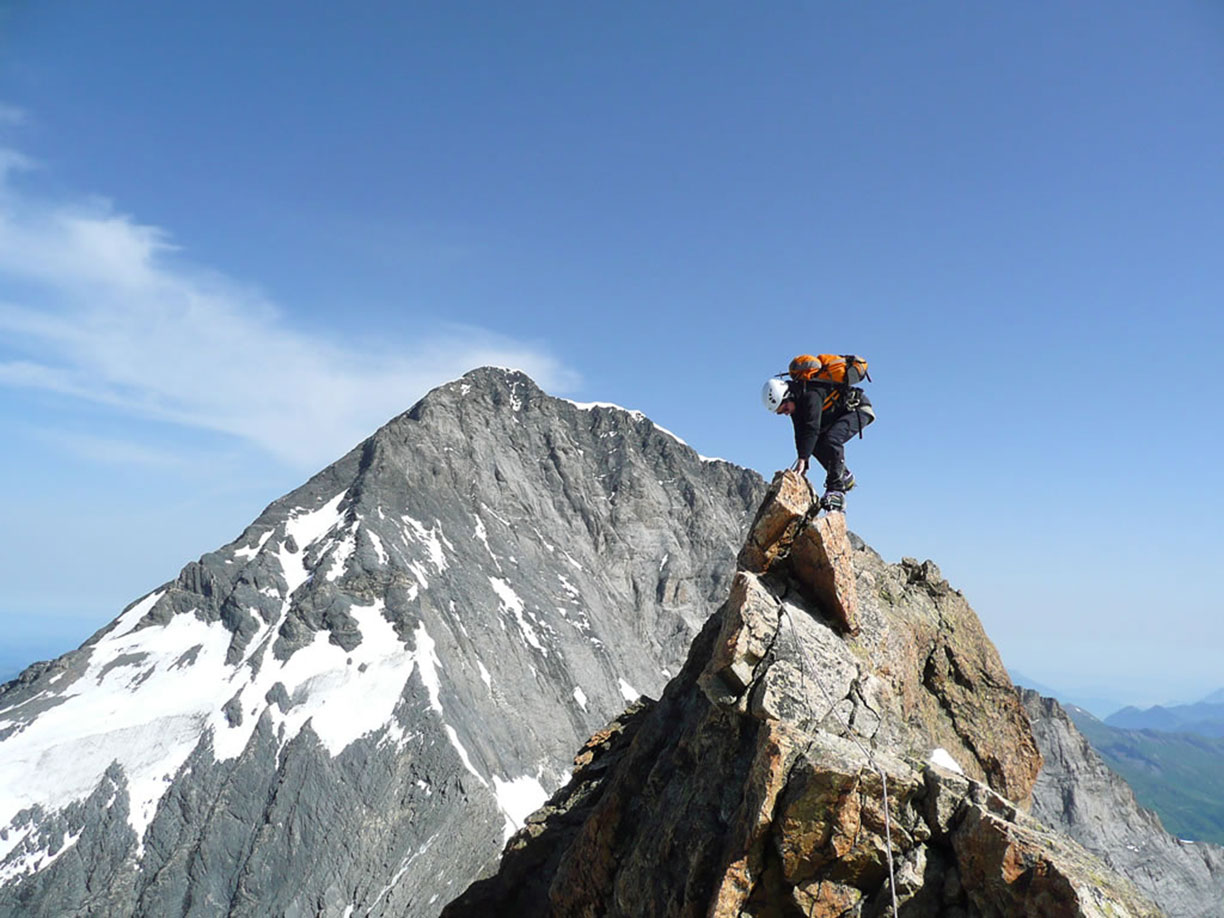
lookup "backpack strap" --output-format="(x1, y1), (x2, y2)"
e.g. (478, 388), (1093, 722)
(838, 354), (871, 385)
(838, 354), (857, 386)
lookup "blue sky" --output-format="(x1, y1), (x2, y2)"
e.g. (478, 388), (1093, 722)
(1, 1), (1221, 704)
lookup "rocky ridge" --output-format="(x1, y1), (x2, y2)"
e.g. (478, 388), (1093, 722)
(445, 472), (1160, 917)
(1023, 689), (1224, 918)
(0, 368), (764, 917)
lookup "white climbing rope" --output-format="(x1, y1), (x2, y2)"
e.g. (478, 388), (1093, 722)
(779, 603), (900, 918)
(775, 478), (900, 917)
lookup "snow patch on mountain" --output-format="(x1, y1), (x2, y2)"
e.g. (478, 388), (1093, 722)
(275, 492), (348, 593)
(368, 529), (388, 566)
(0, 589), (441, 854)
(0, 823), (33, 868)
(209, 597), (438, 760)
(111, 588), (167, 638)
(443, 725), (487, 788)
(0, 608), (232, 841)
(563, 399), (726, 464)
(0, 827), (82, 885)
(412, 622), (444, 715)
(490, 577), (547, 654)
(557, 574), (580, 601)
(407, 560), (433, 592)
(562, 399), (626, 413)
(274, 604), (412, 753)
(402, 516), (451, 573)
(370, 832), (441, 912)
(233, 530), (273, 561)
(618, 678), (641, 703)
(472, 515), (500, 571)
(930, 747), (965, 775)
(492, 774), (548, 841)
(325, 528), (358, 581)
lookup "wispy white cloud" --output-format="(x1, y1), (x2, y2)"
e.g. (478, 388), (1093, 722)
(0, 148), (33, 183)
(28, 428), (198, 469)
(0, 147), (578, 468)
(0, 103), (25, 127)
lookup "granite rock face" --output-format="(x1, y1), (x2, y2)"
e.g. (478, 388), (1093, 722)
(445, 473), (1158, 917)
(1023, 688), (1224, 918)
(0, 369), (765, 917)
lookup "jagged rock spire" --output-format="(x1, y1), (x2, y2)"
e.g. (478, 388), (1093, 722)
(444, 471), (1160, 917)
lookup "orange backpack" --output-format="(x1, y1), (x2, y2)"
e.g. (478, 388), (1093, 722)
(787, 354), (871, 412)
(788, 354), (870, 386)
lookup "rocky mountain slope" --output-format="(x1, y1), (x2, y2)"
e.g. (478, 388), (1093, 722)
(1023, 689), (1224, 918)
(0, 368), (765, 917)
(1071, 710), (1224, 847)
(445, 473), (1158, 917)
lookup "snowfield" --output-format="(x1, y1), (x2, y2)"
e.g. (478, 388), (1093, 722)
(0, 490), (553, 862)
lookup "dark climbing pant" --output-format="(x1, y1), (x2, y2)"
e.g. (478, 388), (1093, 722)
(814, 409), (873, 489)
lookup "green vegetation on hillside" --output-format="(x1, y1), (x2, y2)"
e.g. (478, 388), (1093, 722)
(1069, 710), (1224, 845)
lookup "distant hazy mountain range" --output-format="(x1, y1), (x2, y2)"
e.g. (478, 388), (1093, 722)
(1009, 675), (1224, 847)
(1067, 706), (1224, 846)
(1106, 700), (1224, 737)
(1009, 671), (1224, 732)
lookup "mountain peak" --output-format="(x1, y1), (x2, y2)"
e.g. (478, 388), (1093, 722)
(434, 365), (545, 405)
(458, 364), (539, 386)
(0, 371), (766, 915)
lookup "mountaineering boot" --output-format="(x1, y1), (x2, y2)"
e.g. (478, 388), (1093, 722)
(821, 490), (845, 512)
(826, 470), (855, 493)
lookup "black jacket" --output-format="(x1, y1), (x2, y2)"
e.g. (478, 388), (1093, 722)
(789, 380), (873, 459)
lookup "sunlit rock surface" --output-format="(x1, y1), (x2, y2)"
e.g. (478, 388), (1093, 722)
(445, 472), (1157, 917)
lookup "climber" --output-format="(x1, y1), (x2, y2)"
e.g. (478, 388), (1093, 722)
(762, 354), (875, 511)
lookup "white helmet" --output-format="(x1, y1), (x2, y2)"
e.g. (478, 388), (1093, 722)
(761, 377), (791, 413)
